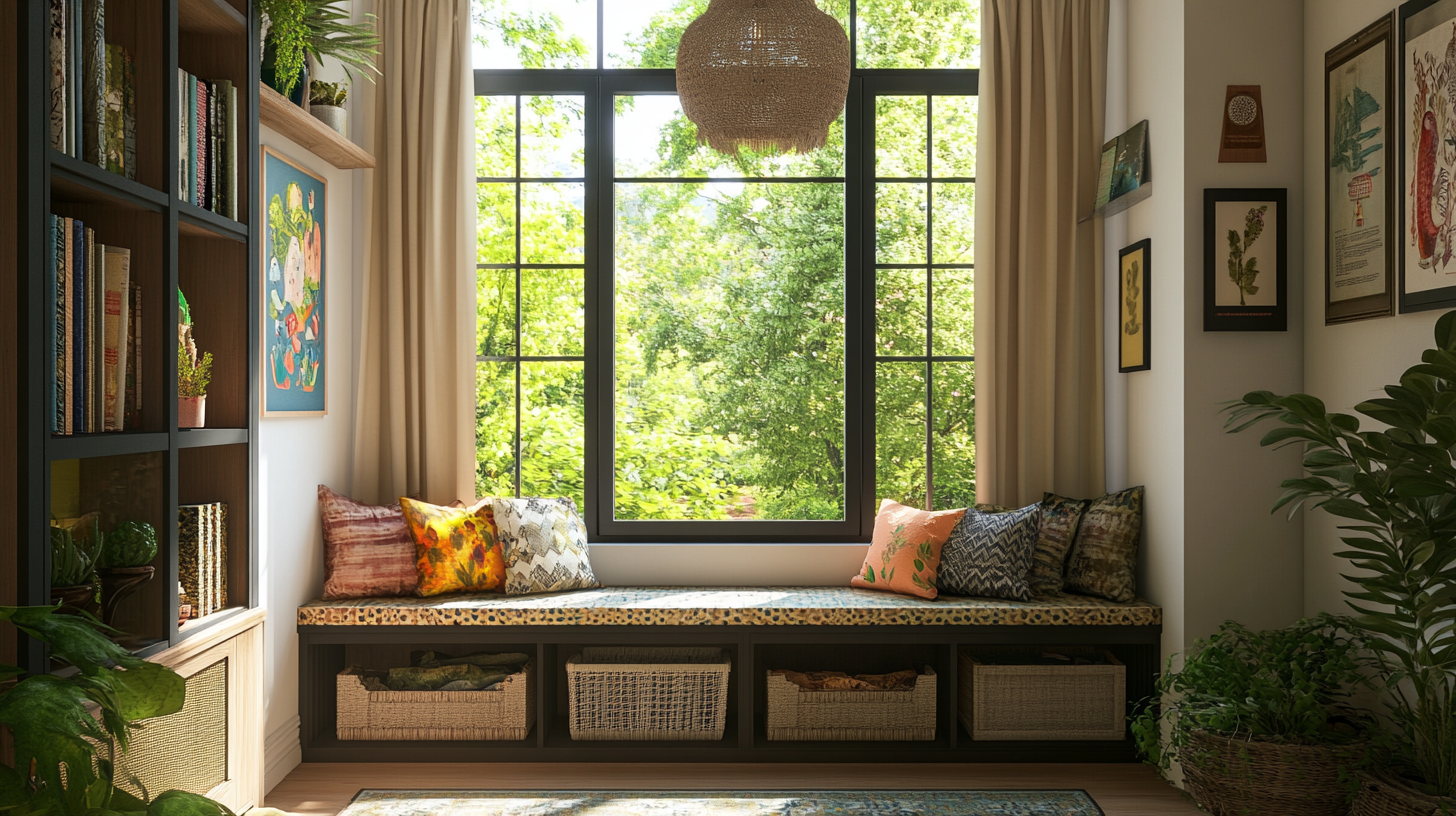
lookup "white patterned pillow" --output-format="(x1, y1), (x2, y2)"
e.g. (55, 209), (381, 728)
(937, 503), (1040, 601)
(491, 497), (602, 595)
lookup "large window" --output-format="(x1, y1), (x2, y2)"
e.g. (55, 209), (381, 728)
(473, 0), (979, 541)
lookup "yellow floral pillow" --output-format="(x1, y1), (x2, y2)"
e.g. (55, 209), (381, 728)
(400, 497), (506, 596)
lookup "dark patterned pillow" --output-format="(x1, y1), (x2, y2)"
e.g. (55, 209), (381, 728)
(1064, 486), (1144, 603)
(937, 503), (1040, 601)
(1027, 493), (1091, 596)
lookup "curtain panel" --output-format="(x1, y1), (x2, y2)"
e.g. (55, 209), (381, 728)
(974, 0), (1109, 508)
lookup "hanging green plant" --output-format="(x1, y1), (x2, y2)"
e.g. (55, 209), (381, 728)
(260, 0), (309, 98)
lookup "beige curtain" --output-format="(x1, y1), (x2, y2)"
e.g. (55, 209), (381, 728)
(352, 0), (476, 506)
(974, 0), (1108, 508)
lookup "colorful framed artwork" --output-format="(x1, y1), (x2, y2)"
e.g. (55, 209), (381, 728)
(1204, 188), (1288, 332)
(1118, 239), (1151, 373)
(1326, 13), (1396, 324)
(260, 146), (327, 416)
(1401, 0), (1456, 312)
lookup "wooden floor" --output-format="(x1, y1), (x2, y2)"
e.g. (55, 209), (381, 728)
(266, 763), (1200, 815)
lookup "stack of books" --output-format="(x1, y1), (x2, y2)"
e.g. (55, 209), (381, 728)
(48, 0), (137, 179)
(178, 502), (228, 620)
(48, 215), (141, 435)
(177, 71), (239, 220)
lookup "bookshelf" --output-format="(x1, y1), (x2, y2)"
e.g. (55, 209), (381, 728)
(6, 0), (259, 672)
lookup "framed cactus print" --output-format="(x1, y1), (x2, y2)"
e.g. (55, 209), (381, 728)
(260, 146), (327, 416)
(1400, 0), (1456, 312)
(1118, 239), (1151, 373)
(1203, 188), (1288, 332)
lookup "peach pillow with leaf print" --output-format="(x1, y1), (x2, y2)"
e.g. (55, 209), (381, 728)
(850, 499), (966, 600)
(400, 497), (506, 596)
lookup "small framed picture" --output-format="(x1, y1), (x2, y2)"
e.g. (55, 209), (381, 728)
(1400, 0), (1456, 312)
(1118, 239), (1151, 373)
(1204, 188), (1288, 332)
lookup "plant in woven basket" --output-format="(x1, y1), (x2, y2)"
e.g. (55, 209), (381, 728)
(0, 604), (235, 816)
(1224, 312), (1456, 803)
(1132, 615), (1373, 815)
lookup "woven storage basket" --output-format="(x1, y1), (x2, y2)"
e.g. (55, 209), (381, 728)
(566, 646), (731, 741)
(1181, 730), (1366, 816)
(1352, 771), (1453, 816)
(336, 659), (535, 741)
(766, 666), (936, 741)
(958, 646), (1125, 741)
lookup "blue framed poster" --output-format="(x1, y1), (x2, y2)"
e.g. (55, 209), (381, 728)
(261, 146), (327, 416)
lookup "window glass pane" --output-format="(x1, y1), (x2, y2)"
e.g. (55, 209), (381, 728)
(932, 182), (974, 264)
(472, 0), (595, 69)
(876, 96), (927, 178)
(932, 362), (975, 510)
(615, 95), (845, 178)
(522, 96), (585, 178)
(477, 183), (516, 264)
(521, 183), (585, 264)
(857, 0), (981, 69)
(932, 95), (977, 178)
(615, 181), (847, 521)
(521, 362), (586, 511)
(932, 266), (973, 357)
(522, 268), (585, 356)
(475, 361), (517, 498)
(475, 96), (516, 179)
(876, 268), (925, 357)
(876, 183), (927, 264)
(477, 267), (517, 358)
(876, 361), (926, 508)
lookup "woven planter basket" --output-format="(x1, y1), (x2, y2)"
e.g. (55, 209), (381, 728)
(1352, 771), (1455, 816)
(1180, 730), (1365, 816)
(766, 666), (936, 741)
(336, 660), (534, 741)
(566, 647), (731, 741)
(675, 0), (850, 155)
(958, 646), (1126, 741)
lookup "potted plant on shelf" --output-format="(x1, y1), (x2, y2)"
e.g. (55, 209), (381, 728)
(98, 520), (158, 629)
(1225, 312), (1456, 814)
(178, 289), (212, 429)
(49, 514), (101, 617)
(1133, 615), (1373, 816)
(0, 604), (235, 815)
(261, 0), (380, 108)
(308, 80), (347, 135)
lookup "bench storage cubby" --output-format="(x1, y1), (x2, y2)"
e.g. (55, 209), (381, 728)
(566, 647), (731, 741)
(336, 658), (535, 741)
(958, 646), (1126, 742)
(766, 665), (937, 742)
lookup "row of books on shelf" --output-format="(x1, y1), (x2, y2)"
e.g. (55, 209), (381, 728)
(48, 0), (137, 179)
(179, 502), (228, 620)
(48, 215), (142, 435)
(178, 71), (240, 220)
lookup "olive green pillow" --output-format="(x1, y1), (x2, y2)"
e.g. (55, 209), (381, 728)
(1063, 486), (1144, 603)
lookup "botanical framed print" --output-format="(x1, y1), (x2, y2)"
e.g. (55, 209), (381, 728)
(261, 146), (327, 416)
(1401, 0), (1456, 312)
(1118, 239), (1151, 373)
(1327, 13), (1396, 324)
(1204, 188), (1288, 332)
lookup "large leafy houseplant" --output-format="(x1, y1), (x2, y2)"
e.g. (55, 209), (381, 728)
(260, 0), (380, 99)
(1224, 312), (1456, 800)
(0, 605), (233, 816)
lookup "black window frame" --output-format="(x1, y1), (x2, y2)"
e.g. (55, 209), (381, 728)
(474, 49), (977, 545)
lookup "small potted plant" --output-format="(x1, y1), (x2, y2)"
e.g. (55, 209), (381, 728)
(98, 520), (158, 628)
(308, 80), (347, 135)
(49, 515), (102, 617)
(178, 288), (213, 429)
(261, 0), (379, 107)
(1133, 615), (1372, 816)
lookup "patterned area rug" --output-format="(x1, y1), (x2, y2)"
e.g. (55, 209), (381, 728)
(338, 789), (1106, 815)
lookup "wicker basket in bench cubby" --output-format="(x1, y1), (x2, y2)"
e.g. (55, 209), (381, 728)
(766, 666), (937, 741)
(336, 659), (535, 741)
(566, 647), (731, 741)
(958, 646), (1125, 741)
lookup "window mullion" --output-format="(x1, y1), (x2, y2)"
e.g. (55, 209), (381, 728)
(514, 95), (524, 499)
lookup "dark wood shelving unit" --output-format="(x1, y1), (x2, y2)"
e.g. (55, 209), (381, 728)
(8, 0), (259, 673)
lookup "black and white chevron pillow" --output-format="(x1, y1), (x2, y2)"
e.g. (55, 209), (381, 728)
(938, 503), (1041, 601)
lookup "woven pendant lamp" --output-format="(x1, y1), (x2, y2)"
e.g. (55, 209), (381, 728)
(676, 0), (851, 155)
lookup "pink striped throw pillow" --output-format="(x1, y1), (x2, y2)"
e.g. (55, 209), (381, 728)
(319, 485), (418, 599)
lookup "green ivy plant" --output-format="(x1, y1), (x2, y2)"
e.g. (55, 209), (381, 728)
(1224, 312), (1456, 797)
(1132, 615), (1372, 776)
(262, 0), (380, 98)
(259, 0), (308, 97)
(0, 605), (234, 815)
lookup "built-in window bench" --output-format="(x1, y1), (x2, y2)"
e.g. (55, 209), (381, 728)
(297, 587), (1162, 763)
